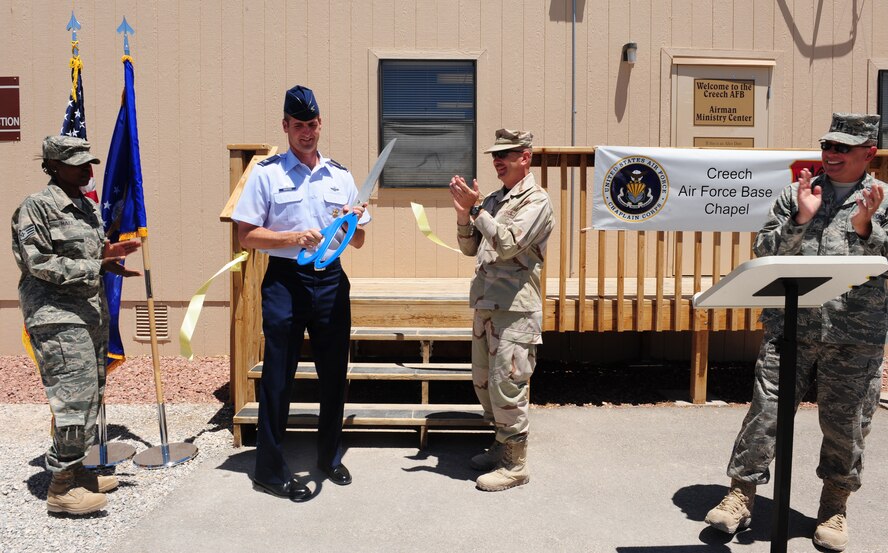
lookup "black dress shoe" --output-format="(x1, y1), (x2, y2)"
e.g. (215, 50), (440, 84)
(252, 477), (312, 502)
(318, 463), (352, 486)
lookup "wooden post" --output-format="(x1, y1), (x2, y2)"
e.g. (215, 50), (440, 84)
(690, 308), (710, 404)
(636, 231), (646, 330)
(559, 154), (569, 331)
(673, 232), (684, 330)
(616, 230), (625, 331)
(223, 144), (274, 446)
(578, 153), (588, 332)
(655, 231), (665, 331)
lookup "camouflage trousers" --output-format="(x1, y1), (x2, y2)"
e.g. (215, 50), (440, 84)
(28, 323), (107, 472)
(727, 330), (883, 491)
(472, 309), (541, 443)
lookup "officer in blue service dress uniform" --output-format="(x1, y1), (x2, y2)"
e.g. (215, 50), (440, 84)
(232, 85), (370, 501)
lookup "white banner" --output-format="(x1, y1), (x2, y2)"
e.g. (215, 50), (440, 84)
(591, 146), (822, 231)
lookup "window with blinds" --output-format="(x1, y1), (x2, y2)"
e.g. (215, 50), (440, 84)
(379, 59), (476, 188)
(880, 70), (888, 148)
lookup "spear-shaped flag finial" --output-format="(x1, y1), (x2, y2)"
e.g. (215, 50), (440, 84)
(67, 11), (81, 56)
(117, 16), (135, 56)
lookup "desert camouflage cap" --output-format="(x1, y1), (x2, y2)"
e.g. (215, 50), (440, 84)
(820, 113), (881, 146)
(484, 128), (533, 153)
(42, 136), (100, 165)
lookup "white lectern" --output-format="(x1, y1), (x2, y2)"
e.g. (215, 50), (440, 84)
(693, 255), (888, 553)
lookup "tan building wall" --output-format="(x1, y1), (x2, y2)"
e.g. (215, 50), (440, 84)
(2, 0), (887, 356)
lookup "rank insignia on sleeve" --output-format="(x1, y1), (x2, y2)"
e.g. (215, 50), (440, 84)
(19, 225), (36, 242)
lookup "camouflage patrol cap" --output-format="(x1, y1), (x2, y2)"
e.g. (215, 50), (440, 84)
(820, 113), (881, 146)
(42, 135), (100, 165)
(483, 128), (533, 153)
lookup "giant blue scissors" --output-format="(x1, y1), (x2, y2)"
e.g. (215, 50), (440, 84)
(296, 139), (397, 269)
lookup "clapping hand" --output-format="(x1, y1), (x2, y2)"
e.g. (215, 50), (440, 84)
(794, 168), (822, 225)
(851, 182), (885, 239)
(449, 175), (480, 215)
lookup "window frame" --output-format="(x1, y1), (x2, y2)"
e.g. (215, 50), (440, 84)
(370, 51), (483, 190)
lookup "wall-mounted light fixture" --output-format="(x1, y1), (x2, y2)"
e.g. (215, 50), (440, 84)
(622, 42), (638, 65)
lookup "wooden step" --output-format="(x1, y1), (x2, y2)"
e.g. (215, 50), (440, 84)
(277, 327), (473, 341)
(350, 326), (472, 341)
(234, 402), (489, 427)
(248, 361), (473, 381)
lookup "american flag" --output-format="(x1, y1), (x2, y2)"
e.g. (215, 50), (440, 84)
(59, 64), (97, 200)
(60, 68), (87, 138)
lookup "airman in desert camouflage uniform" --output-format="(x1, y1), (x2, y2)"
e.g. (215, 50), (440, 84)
(450, 129), (553, 492)
(705, 113), (888, 552)
(11, 136), (140, 515)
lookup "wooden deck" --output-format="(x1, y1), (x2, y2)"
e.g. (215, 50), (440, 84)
(351, 276), (714, 299)
(223, 146), (888, 446)
(349, 276), (742, 333)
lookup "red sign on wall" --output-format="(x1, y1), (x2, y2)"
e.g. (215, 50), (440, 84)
(790, 159), (824, 182)
(0, 77), (21, 142)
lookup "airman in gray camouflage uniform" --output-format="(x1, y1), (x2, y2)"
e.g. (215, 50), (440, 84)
(705, 114), (888, 551)
(450, 129), (553, 492)
(12, 136), (140, 515)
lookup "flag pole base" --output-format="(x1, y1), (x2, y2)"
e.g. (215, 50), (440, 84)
(133, 442), (198, 469)
(83, 442), (136, 468)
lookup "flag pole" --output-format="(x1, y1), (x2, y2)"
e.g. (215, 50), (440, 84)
(63, 9), (133, 469)
(108, 17), (195, 469)
(132, 236), (197, 468)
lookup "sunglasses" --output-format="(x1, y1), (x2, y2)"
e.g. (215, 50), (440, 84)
(491, 149), (523, 159)
(820, 142), (864, 154)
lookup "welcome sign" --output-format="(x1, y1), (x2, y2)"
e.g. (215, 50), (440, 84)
(591, 146), (822, 231)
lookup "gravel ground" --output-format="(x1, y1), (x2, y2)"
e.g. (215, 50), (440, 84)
(0, 403), (235, 553)
(0, 355), (234, 553)
(0, 355), (230, 404)
(0, 354), (885, 553)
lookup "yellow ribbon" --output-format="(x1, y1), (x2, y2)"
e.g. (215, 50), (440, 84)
(410, 202), (461, 252)
(179, 251), (249, 360)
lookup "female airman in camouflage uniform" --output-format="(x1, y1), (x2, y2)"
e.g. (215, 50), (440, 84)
(11, 136), (140, 515)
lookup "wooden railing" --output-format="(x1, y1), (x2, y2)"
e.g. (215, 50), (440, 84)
(533, 147), (888, 402)
(221, 145), (888, 421)
(221, 144), (276, 427)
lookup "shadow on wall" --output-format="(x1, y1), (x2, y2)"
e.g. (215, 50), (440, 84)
(777, 0), (860, 61)
(548, 0), (587, 22)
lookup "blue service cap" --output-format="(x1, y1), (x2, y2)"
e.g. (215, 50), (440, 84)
(284, 85), (320, 121)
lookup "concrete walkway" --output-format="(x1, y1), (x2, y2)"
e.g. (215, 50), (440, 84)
(104, 404), (888, 553)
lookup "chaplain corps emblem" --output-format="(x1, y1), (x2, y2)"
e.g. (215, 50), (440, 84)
(602, 156), (669, 222)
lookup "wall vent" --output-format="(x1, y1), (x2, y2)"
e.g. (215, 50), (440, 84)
(134, 304), (170, 342)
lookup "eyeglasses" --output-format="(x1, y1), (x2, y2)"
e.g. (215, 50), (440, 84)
(820, 142), (864, 154)
(491, 149), (522, 159)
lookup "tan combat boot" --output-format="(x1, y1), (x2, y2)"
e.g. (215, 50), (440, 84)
(813, 480), (850, 552)
(46, 470), (107, 515)
(73, 465), (119, 493)
(704, 478), (756, 533)
(476, 438), (529, 491)
(470, 439), (504, 471)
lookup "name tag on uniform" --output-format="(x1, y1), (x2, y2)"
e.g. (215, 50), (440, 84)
(274, 187), (303, 204)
